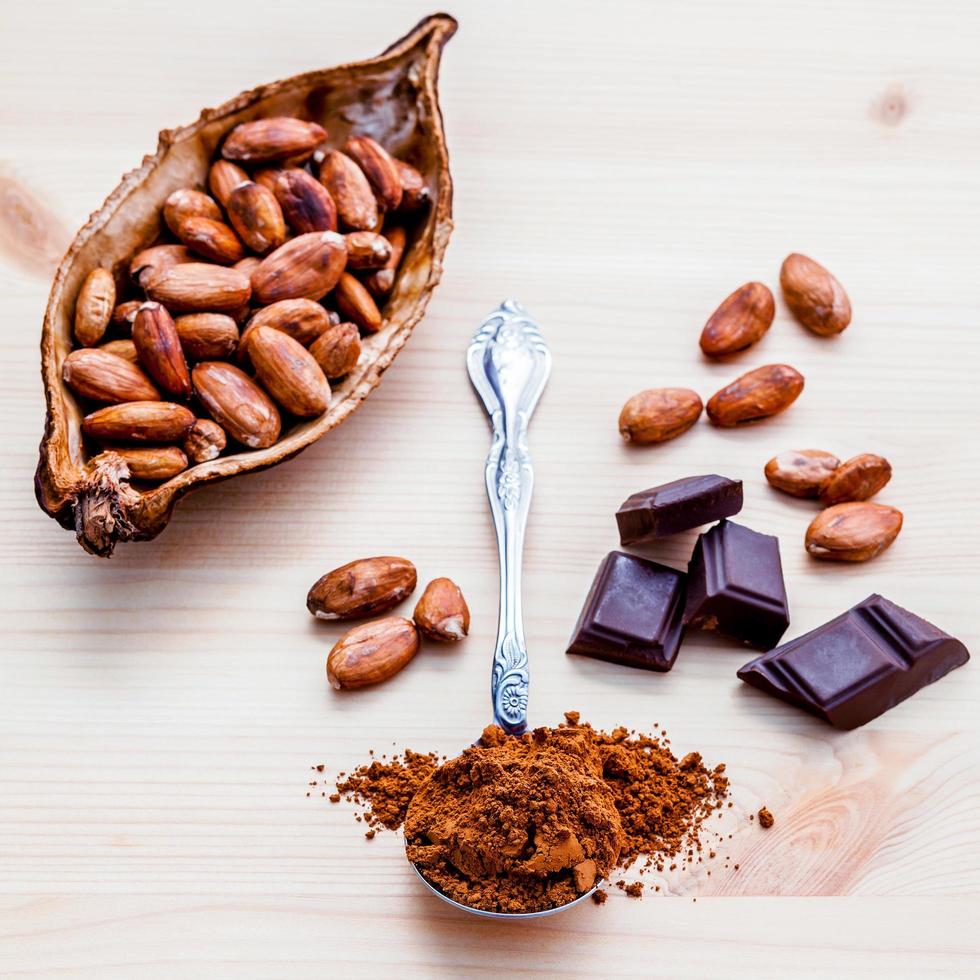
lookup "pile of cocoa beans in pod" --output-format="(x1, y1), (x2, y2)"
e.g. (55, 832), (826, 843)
(616, 253), (903, 562)
(66, 117), (424, 481)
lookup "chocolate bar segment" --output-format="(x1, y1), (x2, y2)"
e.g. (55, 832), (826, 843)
(684, 520), (789, 650)
(616, 475), (743, 545)
(737, 594), (969, 729)
(567, 551), (686, 672)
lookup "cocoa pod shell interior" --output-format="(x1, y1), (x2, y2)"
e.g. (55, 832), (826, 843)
(35, 15), (456, 556)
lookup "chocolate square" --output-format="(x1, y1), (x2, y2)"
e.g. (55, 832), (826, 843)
(616, 475), (743, 546)
(737, 594), (970, 729)
(683, 520), (789, 650)
(566, 551), (686, 672)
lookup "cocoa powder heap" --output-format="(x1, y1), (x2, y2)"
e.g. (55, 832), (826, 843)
(331, 713), (728, 914)
(405, 723), (623, 913)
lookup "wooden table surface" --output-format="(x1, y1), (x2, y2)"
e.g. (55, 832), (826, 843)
(2, 1), (979, 976)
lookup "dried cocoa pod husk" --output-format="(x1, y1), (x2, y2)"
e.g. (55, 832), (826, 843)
(36, 16), (456, 555)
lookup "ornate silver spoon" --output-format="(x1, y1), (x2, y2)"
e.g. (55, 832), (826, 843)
(408, 300), (597, 917)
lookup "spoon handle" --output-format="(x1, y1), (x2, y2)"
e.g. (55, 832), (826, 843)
(467, 300), (552, 735)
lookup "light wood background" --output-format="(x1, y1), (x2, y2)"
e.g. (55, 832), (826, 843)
(2, 1), (979, 976)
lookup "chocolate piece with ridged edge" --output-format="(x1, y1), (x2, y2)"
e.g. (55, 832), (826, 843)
(566, 551), (686, 672)
(616, 475), (743, 546)
(737, 594), (969, 729)
(684, 520), (789, 650)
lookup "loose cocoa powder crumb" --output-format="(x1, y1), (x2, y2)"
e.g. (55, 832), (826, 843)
(326, 714), (728, 914)
(758, 806), (775, 829)
(335, 750), (440, 830)
(624, 881), (644, 898)
(592, 889), (607, 905)
(329, 793), (340, 803)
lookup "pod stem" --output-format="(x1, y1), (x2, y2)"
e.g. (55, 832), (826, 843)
(73, 453), (141, 557)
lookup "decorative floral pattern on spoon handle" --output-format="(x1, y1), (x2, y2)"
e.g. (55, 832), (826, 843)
(467, 300), (551, 734)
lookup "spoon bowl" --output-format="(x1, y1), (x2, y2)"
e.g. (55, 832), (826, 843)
(410, 862), (597, 918)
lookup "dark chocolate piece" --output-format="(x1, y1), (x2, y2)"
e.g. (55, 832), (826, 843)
(684, 520), (789, 650)
(566, 551), (686, 671)
(737, 594), (969, 729)
(616, 475), (743, 545)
